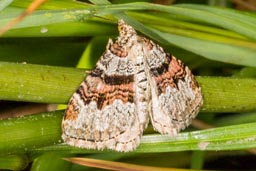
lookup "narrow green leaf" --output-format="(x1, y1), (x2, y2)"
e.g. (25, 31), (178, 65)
(128, 11), (247, 40)
(0, 0), (13, 11)
(152, 30), (256, 67)
(11, 0), (89, 10)
(91, 2), (256, 40)
(2, 3), (256, 67)
(1, 109), (255, 154)
(2, 3), (256, 41)
(89, 0), (110, 5)
(176, 4), (256, 28)
(0, 8), (81, 29)
(37, 117), (256, 153)
(138, 122), (256, 152)
(3, 21), (115, 37)
(149, 24), (255, 49)
(77, 36), (109, 69)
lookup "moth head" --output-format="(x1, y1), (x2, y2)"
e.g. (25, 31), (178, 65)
(118, 20), (136, 36)
(117, 19), (137, 46)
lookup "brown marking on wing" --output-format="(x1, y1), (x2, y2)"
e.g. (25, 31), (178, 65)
(141, 38), (153, 50)
(151, 55), (187, 94)
(76, 76), (134, 110)
(109, 43), (128, 58)
(168, 56), (186, 79)
(64, 98), (80, 120)
(97, 83), (134, 109)
(76, 80), (100, 106)
(188, 72), (199, 91)
(104, 74), (134, 85)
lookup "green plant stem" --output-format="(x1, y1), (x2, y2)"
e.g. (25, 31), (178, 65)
(190, 151), (205, 169)
(0, 110), (62, 154)
(0, 62), (85, 104)
(0, 110), (255, 155)
(0, 62), (256, 154)
(0, 62), (256, 113)
(31, 152), (74, 171)
(0, 154), (29, 170)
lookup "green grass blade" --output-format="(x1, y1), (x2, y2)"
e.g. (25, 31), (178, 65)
(2, 2), (256, 39)
(0, 0), (13, 11)
(152, 30), (256, 67)
(1, 21), (115, 37)
(149, 24), (255, 48)
(89, 0), (110, 5)
(138, 122), (256, 152)
(37, 121), (256, 153)
(1, 110), (255, 155)
(91, 2), (256, 40)
(176, 4), (256, 27)
(11, 0), (89, 10)
(77, 36), (109, 69)
(128, 12), (247, 40)
(2, 3), (256, 67)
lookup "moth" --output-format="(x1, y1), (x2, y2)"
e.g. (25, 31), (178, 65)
(62, 20), (203, 152)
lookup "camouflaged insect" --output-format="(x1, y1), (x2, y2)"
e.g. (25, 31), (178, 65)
(62, 20), (203, 152)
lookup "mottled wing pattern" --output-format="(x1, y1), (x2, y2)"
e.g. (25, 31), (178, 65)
(62, 41), (146, 152)
(62, 19), (203, 152)
(144, 39), (203, 136)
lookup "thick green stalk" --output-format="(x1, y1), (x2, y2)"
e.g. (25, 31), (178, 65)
(31, 152), (74, 171)
(0, 110), (63, 154)
(0, 154), (29, 170)
(0, 62), (85, 104)
(0, 62), (256, 112)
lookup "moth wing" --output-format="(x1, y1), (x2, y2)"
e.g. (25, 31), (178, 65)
(62, 58), (143, 152)
(145, 41), (203, 136)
